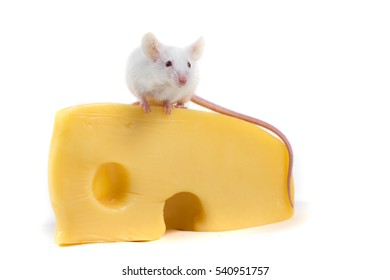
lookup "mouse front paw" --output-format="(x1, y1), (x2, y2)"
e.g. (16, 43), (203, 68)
(163, 101), (173, 115)
(140, 102), (151, 114)
(139, 96), (151, 114)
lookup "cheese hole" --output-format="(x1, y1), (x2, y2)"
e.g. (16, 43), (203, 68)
(92, 162), (130, 209)
(164, 192), (202, 231)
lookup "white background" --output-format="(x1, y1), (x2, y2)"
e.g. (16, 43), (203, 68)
(1, 0), (389, 279)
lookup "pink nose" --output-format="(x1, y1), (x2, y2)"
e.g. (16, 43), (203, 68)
(178, 75), (187, 85)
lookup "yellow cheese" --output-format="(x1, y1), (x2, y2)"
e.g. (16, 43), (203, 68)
(48, 103), (293, 245)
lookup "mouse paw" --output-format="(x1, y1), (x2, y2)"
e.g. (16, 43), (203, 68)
(175, 102), (187, 109)
(140, 102), (151, 114)
(163, 101), (173, 115)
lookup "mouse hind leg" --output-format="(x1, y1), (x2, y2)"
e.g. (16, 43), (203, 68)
(175, 94), (193, 109)
(174, 101), (187, 109)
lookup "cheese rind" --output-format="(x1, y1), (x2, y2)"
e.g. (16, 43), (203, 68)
(48, 104), (293, 244)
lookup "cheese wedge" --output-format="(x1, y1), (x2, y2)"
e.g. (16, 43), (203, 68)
(48, 104), (293, 245)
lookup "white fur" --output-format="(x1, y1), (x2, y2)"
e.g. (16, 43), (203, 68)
(126, 33), (204, 105)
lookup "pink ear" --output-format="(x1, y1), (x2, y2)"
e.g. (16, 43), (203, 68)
(141, 33), (161, 62)
(189, 37), (204, 61)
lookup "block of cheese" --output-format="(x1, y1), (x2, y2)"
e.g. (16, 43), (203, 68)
(48, 103), (293, 245)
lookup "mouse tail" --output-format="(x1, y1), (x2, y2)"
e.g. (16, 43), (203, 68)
(191, 95), (294, 208)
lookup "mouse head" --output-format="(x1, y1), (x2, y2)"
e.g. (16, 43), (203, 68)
(141, 32), (204, 87)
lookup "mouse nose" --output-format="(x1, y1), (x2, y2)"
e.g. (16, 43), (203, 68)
(178, 75), (187, 86)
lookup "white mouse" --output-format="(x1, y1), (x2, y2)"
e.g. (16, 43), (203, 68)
(126, 32), (204, 114)
(125, 33), (294, 207)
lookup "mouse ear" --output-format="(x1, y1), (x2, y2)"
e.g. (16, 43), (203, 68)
(142, 33), (161, 62)
(188, 37), (204, 61)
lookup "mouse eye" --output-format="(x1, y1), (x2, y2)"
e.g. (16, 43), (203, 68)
(187, 62), (191, 68)
(165, 61), (172, 67)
